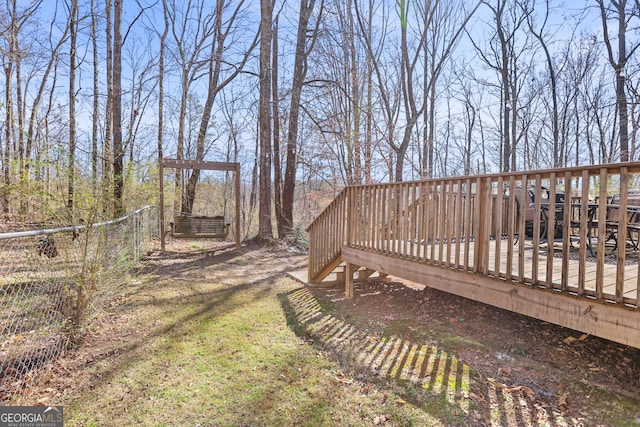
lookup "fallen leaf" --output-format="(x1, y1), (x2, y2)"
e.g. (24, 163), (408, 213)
(578, 333), (589, 341)
(394, 398), (406, 405)
(373, 415), (387, 425)
(334, 375), (353, 385)
(563, 336), (578, 345)
(489, 378), (535, 399)
(559, 392), (569, 407)
(497, 367), (511, 376)
(488, 377), (508, 389)
(469, 392), (484, 402)
(521, 385), (536, 400)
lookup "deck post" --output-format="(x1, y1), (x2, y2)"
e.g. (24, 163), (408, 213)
(475, 177), (491, 274)
(345, 262), (355, 299)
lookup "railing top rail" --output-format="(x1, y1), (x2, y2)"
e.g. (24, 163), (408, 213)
(306, 187), (348, 232)
(306, 161), (640, 233)
(0, 205), (154, 240)
(342, 161), (640, 190)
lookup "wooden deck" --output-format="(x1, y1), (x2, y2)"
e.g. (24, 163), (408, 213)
(372, 238), (639, 303)
(306, 162), (640, 349)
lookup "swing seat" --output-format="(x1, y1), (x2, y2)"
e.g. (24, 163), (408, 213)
(170, 215), (230, 239)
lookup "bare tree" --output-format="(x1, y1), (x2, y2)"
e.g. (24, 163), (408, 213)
(157, 0), (169, 177)
(0, 0), (42, 214)
(258, 0), (273, 240)
(91, 0), (99, 189)
(450, 66), (479, 175)
(181, 0), (259, 213)
(273, 14), (282, 237)
(279, 0), (324, 237)
(112, 0), (124, 215)
(165, 0), (215, 213)
(467, 0), (532, 172)
(596, 0), (640, 161)
(420, 0), (479, 179)
(520, 0), (561, 167)
(354, 0), (400, 181)
(103, 0), (113, 213)
(67, 0), (78, 212)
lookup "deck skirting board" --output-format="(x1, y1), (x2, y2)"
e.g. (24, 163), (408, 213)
(342, 246), (640, 349)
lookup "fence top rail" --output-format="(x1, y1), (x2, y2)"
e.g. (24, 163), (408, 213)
(0, 205), (154, 240)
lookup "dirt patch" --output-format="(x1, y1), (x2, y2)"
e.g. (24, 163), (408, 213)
(305, 277), (640, 425)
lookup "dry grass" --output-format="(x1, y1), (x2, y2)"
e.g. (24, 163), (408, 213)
(34, 242), (442, 426)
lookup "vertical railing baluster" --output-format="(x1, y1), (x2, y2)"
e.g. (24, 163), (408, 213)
(494, 177), (504, 277)
(546, 173), (557, 288)
(616, 168), (629, 303)
(577, 170), (590, 295)
(596, 169), (608, 299)
(506, 175), (516, 280)
(518, 174), (527, 283)
(464, 179), (472, 271)
(454, 179), (463, 269)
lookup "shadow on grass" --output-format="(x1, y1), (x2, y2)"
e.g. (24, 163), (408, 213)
(137, 242), (300, 280)
(66, 271), (276, 409)
(280, 287), (584, 427)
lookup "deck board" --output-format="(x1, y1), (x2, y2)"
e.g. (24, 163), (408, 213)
(355, 237), (639, 302)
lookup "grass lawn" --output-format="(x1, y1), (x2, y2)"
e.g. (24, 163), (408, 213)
(60, 245), (446, 426)
(36, 243), (639, 426)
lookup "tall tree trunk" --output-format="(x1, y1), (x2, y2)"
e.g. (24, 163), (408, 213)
(364, 0), (373, 184)
(616, 1), (629, 161)
(104, 0), (113, 214)
(112, 0), (124, 215)
(67, 0), (78, 212)
(598, 0), (635, 162)
(349, 0), (361, 184)
(282, 0), (321, 237)
(258, 0), (274, 240)
(497, 3), (511, 172)
(524, 0), (558, 167)
(91, 0), (99, 191)
(2, 55), (11, 213)
(272, 16), (283, 237)
(158, 0), (168, 176)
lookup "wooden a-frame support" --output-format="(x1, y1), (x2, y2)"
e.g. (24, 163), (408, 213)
(159, 158), (241, 251)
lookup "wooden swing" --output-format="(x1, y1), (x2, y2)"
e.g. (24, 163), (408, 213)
(170, 214), (230, 239)
(159, 158), (241, 251)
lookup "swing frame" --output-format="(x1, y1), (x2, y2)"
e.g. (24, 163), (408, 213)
(159, 158), (241, 251)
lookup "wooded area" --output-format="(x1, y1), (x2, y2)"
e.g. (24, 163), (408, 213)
(1, 0), (639, 239)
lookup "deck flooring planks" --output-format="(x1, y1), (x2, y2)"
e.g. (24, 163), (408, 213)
(371, 238), (638, 302)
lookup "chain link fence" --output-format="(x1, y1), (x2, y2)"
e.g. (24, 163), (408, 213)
(0, 206), (158, 403)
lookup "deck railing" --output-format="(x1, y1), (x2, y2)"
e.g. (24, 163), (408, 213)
(307, 162), (640, 309)
(307, 189), (349, 281)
